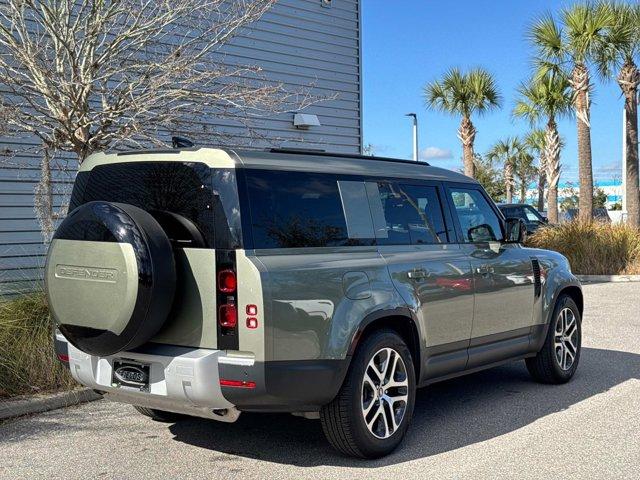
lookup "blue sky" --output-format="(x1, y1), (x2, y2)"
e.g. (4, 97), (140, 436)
(361, 0), (631, 183)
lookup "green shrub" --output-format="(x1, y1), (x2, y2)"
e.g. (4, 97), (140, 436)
(527, 221), (640, 275)
(0, 292), (76, 398)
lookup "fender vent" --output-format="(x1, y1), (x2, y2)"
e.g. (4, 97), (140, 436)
(531, 258), (541, 298)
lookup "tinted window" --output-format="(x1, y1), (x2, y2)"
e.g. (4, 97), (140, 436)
(78, 162), (217, 248)
(246, 170), (353, 248)
(523, 206), (542, 222)
(449, 188), (504, 242)
(375, 182), (447, 245)
(500, 206), (522, 219)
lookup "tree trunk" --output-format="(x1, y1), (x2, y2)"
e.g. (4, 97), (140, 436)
(547, 184), (558, 225)
(34, 148), (55, 243)
(619, 61), (640, 228)
(504, 161), (513, 203)
(458, 116), (476, 178)
(519, 181), (526, 204)
(571, 63), (594, 222)
(545, 118), (561, 224)
(537, 172), (546, 212)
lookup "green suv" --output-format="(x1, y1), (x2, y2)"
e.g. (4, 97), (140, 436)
(47, 148), (582, 458)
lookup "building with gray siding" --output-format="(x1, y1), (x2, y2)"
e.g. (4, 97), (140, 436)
(0, 0), (362, 296)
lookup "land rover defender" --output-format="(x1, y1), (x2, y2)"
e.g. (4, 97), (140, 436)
(47, 147), (582, 458)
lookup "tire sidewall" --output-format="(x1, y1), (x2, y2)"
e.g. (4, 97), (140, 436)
(347, 330), (416, 457)
(549, 295), (582, 380)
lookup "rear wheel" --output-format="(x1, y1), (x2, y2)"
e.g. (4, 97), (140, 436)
(134, 406), (187, 423)
(526, 294), (582, 384)
(320, 329), (416, 458)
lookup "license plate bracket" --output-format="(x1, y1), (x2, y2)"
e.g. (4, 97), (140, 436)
(112, 360), (151, 392)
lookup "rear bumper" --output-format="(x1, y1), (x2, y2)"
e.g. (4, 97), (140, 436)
(55, 331), (350, 416)
(57, 331), (239, 422)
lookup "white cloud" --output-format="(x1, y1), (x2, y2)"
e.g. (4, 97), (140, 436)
(420, 146), (453, 161)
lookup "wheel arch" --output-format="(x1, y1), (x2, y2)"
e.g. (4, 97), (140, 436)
(347, 308), (422, 382)
(559, 285), (583, 317)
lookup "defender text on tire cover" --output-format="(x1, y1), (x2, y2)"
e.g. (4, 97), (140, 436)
(46, 201), (176, 356)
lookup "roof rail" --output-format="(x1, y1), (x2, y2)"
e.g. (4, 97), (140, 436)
(267, 148), (430, 166)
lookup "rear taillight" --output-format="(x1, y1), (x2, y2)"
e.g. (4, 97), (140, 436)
(217, 269), (237, 293)
(219, 303), (237, 328)
(216, 250), (239, 350)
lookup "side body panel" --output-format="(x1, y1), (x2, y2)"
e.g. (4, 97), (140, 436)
(379, 244), (474, 380)
(253, 247), (400, 361)
(463, 242), (535, 338)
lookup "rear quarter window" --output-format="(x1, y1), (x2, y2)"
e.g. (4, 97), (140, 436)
(245, 170), (371, 249)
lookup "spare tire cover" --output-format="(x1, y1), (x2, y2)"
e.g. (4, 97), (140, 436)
(45, 201), (176, 356)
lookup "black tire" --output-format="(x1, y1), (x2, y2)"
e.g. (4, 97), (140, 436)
(320, 329), (416, 459)
(526, 294), (582, 384)
(134, 406), (186, 423)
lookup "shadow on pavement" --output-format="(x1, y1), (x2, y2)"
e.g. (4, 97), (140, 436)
(169, 347), (640, 466)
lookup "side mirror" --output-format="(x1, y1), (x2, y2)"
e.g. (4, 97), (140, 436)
(467, 223), (496, 243)
(505, 217), (527, 243)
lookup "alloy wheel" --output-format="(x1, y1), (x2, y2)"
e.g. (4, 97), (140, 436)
(361, 347), (409, 439)
(554, 307), (579, 371)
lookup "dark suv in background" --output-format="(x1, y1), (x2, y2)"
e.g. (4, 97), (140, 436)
(498, 203), (548, 234)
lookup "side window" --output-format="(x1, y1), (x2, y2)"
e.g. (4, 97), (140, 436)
(500, 206), (521, 219)
(448, 187), (504, 243)
(523, 206), (542, 222)
(373, 182), (447, 245)
(246, 170), (371, 249)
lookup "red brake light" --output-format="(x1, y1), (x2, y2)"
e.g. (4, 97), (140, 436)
(219, 303), (237, 328)
(246, 317), (258, 329)
(220, 379), (256, 388)
(57, 353), (69, 363)
(218, 269), (237, 293)
(246, 304), (258, 316)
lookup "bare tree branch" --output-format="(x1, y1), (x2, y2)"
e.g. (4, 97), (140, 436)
(0, 0), (334, 242)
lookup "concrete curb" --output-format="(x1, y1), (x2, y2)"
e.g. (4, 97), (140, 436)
(576, 274), (640, 283)
(0, 388), (102, 421)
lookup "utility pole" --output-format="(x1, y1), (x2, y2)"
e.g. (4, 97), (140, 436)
(405, 113), (418, 161)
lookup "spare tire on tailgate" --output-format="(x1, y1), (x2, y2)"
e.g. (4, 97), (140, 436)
(45, 201), (176, 356)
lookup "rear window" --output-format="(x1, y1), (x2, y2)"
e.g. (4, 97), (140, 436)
(70, 162), (241, 249)
(245, 170), (371, 249)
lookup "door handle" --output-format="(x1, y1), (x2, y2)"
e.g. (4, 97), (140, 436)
(476, 264), (494, 275)
(408, 268), (429, 280)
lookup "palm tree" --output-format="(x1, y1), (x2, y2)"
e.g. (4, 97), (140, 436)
(525, 129), (548, 211)
(515, 147), (537, 204)
(424, 68), (502, 178)
(513, 72), (573, 223)
(596, 2), (640, 227)
(487, 137), (528, 203)
(531, 4), (614, 222)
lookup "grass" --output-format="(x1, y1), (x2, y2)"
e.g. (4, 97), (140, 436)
(0, 292), (76, 398)
(527, 221), (640, 275)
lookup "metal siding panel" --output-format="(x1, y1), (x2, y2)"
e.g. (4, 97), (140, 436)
(0, 1), (361, 293)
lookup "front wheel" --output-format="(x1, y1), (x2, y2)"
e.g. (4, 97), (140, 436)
(320, 329), (416, 458)
(526, 294), (582, 384)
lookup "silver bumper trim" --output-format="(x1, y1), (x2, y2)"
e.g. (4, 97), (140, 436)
(58, 333), (240, 422)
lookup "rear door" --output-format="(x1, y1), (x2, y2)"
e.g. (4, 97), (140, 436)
(368, 180), (474, 380)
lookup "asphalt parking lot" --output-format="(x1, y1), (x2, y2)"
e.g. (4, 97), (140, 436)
(1, 282), (639, 480)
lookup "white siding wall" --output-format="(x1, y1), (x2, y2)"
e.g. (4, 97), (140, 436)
(0, 0), (362, 296)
